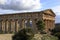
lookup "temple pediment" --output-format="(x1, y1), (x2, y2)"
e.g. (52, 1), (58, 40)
(43, 9), (56, 17)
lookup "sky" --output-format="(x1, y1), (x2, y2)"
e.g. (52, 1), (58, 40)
(0, 0), (60, 23)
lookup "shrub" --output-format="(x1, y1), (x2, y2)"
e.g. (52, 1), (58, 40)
(12, 28), (34, 40)
(31, 34), (42, 40)
(0, 30), (3, 34)
(54, 32), (60, 39)
(31, 34), (58, 40)
(41, 34), (58, 40)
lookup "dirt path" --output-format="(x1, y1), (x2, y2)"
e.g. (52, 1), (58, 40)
(0, 34), (14, 40)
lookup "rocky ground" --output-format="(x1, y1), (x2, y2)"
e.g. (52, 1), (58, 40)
(31, 34), (58, 40)
(0, 34), (58, 40)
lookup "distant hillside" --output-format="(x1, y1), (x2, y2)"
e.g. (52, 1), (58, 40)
(55, 23), (60, 32)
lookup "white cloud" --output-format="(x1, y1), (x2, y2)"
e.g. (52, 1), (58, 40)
(0, 0), (6, 4)
(0, 0), (42, 10)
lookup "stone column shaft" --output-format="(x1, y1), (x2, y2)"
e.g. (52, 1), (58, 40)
(50, 21), (52, 29)
(11, 19), (15, 32)
(8, 20), (11, 33)
(16, 20), (19, 32)
(6, 20), (9, 32)
(0, 21), (2, 31)
(2, 21), (5, 32)
(18, 19), (21, 30)
(32, 19), (38, 34)
(22, 19), (25, 29)
(45, 20), (48, 32)
(53, 21), (55, 29)
(15, 20), (18, 32)
(18, 19), (24, 30)
(5, 20), (7, 32)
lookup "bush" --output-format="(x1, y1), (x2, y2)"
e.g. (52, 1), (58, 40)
(31, 34), (58, 40)
(0, 30), (3, 34)
(41, 34), (58, 40)
(54, 32), (60, 39)
(12, 28), (34, 40)
(31, 34), (42, 40)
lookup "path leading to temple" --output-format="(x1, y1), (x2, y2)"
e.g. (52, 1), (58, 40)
(0, 34), (13, 40)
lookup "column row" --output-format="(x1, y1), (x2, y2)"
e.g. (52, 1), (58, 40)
(0, 19), (20, 33)
(44, 20), (55, 33)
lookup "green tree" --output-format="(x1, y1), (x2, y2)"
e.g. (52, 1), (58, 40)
(36, 20), (45, 33)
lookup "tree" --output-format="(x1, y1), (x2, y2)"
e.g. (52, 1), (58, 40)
(36, 20), (45, 33)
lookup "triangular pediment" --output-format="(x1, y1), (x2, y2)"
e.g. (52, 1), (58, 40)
(43, 9), (56, 16)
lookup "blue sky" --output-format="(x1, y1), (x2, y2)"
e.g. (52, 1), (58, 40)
(40, 0), (60, 23)
(41, 0), (60, 23)
(41, 0), (60, 9)
(0, 0), (60, 23)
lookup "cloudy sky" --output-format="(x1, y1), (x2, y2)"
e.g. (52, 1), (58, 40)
(0, 0), (60, 23)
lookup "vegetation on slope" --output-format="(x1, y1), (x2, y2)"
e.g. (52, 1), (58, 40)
(12, 20), (59, 40)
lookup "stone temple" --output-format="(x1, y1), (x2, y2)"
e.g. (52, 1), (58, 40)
(0, 9), (55, 33)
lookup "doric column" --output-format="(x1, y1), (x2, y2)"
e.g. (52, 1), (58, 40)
(16, 19), (19, 32)
(5, 20), (7, 33)
(49, 20), (51, 29)
(51, 20), (55, 30)
(6, 20), (9, 33)
(1, 20), (3, 31)
(22, 19), (25, 29)
(18, 19), (22, 30)
(11, 19), (13, 32)
(11, 19), (15, 32)
(47, 20), (50, 32)
(52, 20), (55, 29)
(47, 20), (51, 33)
(46, 20), (48, 32)
(44, 20), (48, 33)
(15, 19), (18, 32)
(8, 19), (11, 33)
(0, 20), (2, 32)
(18, 19), (26, 30)
(16, 20), (20, 32)
(49, 20), (50, 29)
(32, 19), (38, 34)
(47, 20), (50, 30)
(51, 20), (53, 29)
(2, 20), (5, 32)
(50, 20), (53, 30)
(44, 20), (46, 30)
